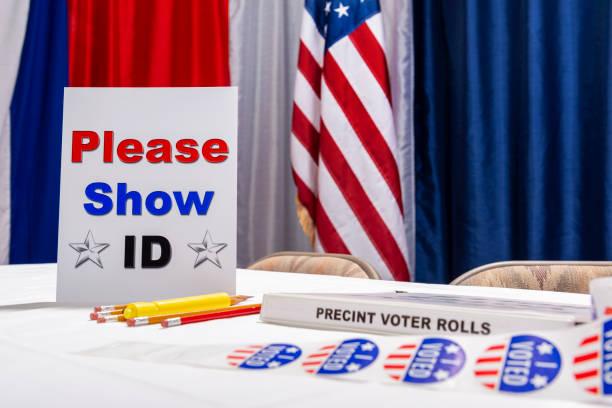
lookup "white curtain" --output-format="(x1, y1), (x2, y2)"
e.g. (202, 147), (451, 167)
(229, 0), (310, 268)
(229, 0), (415, 276)
(380, 0), (416, 279)
(0, 0), (30, 264)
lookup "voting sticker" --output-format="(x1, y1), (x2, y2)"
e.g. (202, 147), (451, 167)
(383, 338), (466, 384)
(475, 334), (562, 393)
(301, 338), (378, 375)
(573, 318), (612, 395)
(226, 344), (301, 369)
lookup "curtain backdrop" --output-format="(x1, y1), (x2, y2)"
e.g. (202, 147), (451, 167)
(414, 0), (612, 283)
(381, 0), (415, 279)
(229, 0), (415, 271)
(6, 0), (229, 263)
(10, 0), (68, 263)
(229, 0), (310, 267)
(68, 0), (229, 86)
(4, 0), (415, 271)
(0, 0), (29, 264)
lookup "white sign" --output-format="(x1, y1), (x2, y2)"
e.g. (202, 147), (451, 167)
(57, 87), (237, 303)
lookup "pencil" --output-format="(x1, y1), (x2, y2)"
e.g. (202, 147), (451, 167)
(94, 304), (128, 312)
(161, 304), (262, 328)
(126, 303), (260, 327)
(90, 310), (123, 320)
(97, 315), (127, 323)
(230, 295), (252, 305)
(123, 293), (252, 319)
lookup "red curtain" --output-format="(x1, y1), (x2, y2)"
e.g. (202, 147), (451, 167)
(68, 0), (230, 87)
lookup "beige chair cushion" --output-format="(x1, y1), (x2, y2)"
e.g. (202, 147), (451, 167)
(246, 251), (381, 279)
(450, 261), (612, 294)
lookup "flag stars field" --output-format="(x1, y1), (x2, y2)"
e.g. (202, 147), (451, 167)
(334, 3), (350, 18)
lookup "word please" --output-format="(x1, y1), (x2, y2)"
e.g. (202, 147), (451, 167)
(85, 182), (214, 216)
(72, 130), (229, 163)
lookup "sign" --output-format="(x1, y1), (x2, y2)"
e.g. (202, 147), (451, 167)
(57, 87), (237, 303)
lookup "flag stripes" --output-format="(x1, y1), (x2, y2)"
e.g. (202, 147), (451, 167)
(291, 0), (409, 281)
(348, 23), (391, 102)
(320, 79), (404, 238)
(329, 40), (395, 154)
(319, 120), (409, 278)
(292, 103), (320, 162)
(292, 168), (317, 218)
(297, 42), (322, 97)
(314, 199), (350, 253)
(322, 53), (403, 209)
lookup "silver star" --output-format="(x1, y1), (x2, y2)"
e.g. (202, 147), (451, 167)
(360, 342), (375, 351)
(530, 374), (548, 388)
(536, 342), (553, 355)
(188, 231), (227, 268)
(445, 344), (460, 354)
(267, 361), (281, 368)
(334, 2), (349, 18)
(325, 1), (331, 14)
(346, 362), (361, 372)
(433, 369), (449, 381)
(69, 230), (109, 268)
(285, 347), (299, 354)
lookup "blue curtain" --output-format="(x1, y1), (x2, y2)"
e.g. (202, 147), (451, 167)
(414, 0), (612, 283)
(10, 0), (68, 263)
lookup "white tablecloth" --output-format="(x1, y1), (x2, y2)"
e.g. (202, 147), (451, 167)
(0, 264), (597, 407)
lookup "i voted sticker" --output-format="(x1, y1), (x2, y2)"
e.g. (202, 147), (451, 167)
(383, 338), (466, 384)
(573, 318), (612, 395)
(226, 343), (301, 369)
(302, 338), (378, 375)
(475, 335), (561, 393)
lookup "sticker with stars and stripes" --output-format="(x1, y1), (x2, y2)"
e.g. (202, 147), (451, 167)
(301, 338), (379, 375)
(383, 338), (465, 384)
(226, 343), (301, 370)
(572, 318), (612, 395)
(474, 334), (561, 393)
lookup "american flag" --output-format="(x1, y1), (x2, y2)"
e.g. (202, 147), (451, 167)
(290, 0), (410, 281)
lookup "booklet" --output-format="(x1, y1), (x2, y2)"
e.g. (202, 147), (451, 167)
(260, 291), (591, 336)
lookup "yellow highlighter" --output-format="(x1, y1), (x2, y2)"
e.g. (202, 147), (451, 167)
(123, 293), (251, 319)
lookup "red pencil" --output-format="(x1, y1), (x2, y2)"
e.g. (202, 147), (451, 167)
(161, 304), (261, 328)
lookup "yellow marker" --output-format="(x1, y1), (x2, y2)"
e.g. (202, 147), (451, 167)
(123, 293), (250, 319)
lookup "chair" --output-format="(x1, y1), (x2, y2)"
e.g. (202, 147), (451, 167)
(450, 261), (612, 294)
(246, 251), (381, 279)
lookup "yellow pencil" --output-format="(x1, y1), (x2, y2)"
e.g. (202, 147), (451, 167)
(122, 293), (251, 319)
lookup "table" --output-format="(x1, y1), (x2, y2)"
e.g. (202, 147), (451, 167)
(0, 263), (598, 407)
